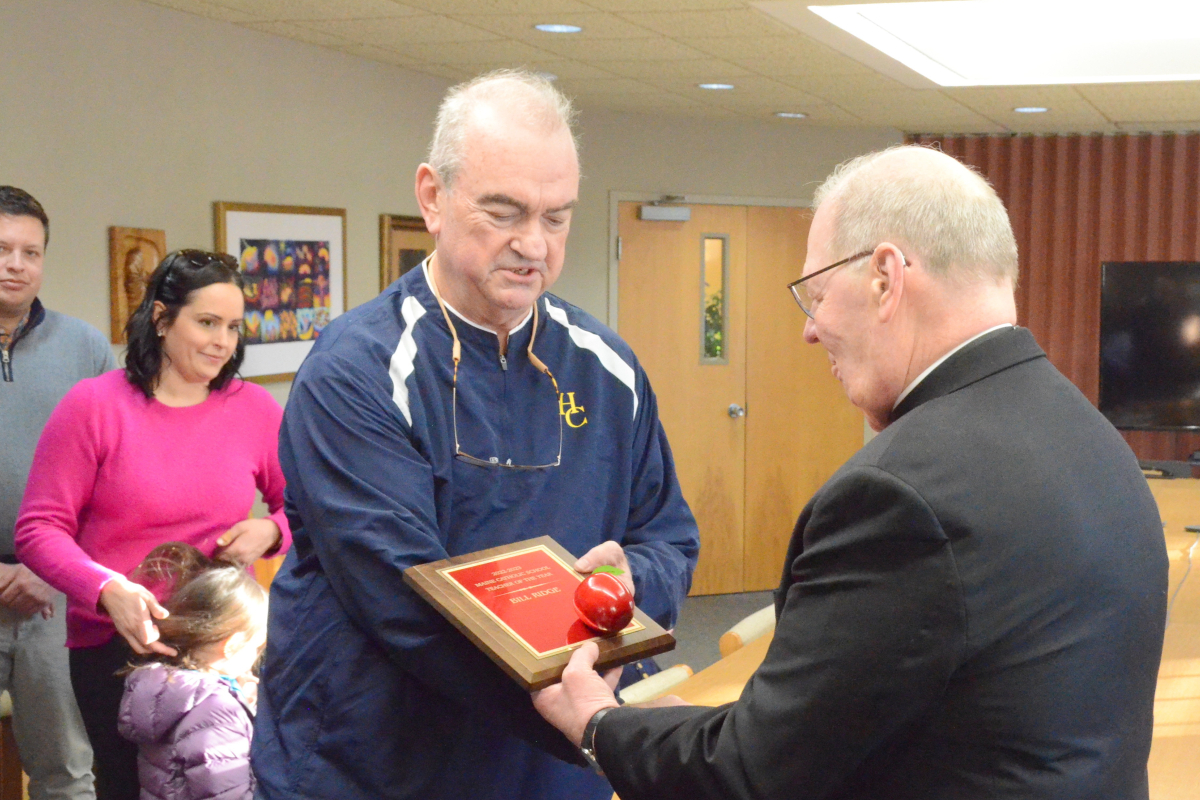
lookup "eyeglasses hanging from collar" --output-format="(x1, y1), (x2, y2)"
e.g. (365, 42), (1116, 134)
(428, 260), (564, 470)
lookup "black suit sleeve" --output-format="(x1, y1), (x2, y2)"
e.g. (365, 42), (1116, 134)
(596, 466), (966, 800)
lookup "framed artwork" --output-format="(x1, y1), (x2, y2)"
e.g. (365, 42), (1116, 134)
(380, 214), (435, 292)
(109, 227), (166, 344)
(214, 202), (347, 383)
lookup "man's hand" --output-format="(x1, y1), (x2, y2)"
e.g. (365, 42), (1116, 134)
(575, 542), (634, 595)
(0, 564), (55, 620)
(215, 519), (282, 566)
(532, 642), (621, 746)
(98, 575), (177, 656)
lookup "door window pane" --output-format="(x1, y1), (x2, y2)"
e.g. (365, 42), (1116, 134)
(702, 235), (728, 363)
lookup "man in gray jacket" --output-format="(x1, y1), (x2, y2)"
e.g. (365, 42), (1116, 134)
(0, 186), (114, 800)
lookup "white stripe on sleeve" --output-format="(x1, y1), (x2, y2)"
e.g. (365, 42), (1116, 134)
(543, 298), (638, 419)
(389, 295), (428, 426)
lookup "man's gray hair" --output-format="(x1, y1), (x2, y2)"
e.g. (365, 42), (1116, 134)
(428, 69), (578, 188)
(812, 145), (1018, 285)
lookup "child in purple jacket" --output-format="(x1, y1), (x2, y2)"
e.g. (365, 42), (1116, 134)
(117, 544), (267, 800)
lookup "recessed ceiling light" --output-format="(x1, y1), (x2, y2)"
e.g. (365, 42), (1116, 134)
(698, 83), (735, 90)
(775, 111), (808, 119)
(1014, 106), (1049, 113)
(534, 24), (582, 34)
(809, 0), (1200, 86)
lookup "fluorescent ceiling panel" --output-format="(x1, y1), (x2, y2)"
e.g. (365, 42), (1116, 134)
(808, 0), (1200, 86)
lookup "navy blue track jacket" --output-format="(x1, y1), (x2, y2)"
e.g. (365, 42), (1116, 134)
(252, 262), (700, 800)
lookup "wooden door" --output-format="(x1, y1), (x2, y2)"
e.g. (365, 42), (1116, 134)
(743, 207), (865, 590)
(618, 202), (863, 595)
(618, 203), (748, 595)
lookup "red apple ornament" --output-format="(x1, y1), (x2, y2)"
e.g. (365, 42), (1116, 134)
(574, 566), (634, 634)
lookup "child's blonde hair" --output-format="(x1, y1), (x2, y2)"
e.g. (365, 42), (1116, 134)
(130, 542), (268, 672)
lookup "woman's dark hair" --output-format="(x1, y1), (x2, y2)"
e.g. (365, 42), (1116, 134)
(124, 249), (245, 398)
(0, 186), (49, 246)
(128, 543), (268, 672)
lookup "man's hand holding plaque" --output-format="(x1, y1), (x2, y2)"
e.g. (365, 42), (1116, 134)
(403, 537), (675, 691)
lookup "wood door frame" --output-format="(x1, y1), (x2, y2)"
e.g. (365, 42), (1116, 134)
(606, 192), (810, 331)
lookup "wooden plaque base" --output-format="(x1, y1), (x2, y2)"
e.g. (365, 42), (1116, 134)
(403, 536), (675, 691)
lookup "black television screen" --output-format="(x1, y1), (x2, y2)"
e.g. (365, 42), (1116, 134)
(1099, 261), (1200, 431)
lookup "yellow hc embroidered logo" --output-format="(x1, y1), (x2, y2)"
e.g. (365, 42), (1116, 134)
(558, 392), (588, 428)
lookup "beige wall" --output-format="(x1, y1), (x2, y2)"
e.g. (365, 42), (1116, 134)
(3, 0), (899, 405)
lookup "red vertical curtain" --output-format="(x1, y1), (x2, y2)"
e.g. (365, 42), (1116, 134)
(908, 133), (1200, 461)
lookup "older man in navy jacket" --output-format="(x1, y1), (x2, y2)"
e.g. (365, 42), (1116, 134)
(252, 70), (699, 800)
(536, 145), (1168, 800)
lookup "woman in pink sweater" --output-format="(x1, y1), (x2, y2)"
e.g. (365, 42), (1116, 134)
(15, 249), (291, 800)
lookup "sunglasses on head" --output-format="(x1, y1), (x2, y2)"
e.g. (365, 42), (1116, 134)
(165, 249), (238, 271)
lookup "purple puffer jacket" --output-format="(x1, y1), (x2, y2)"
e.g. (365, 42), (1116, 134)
(117, 664), (254, 800)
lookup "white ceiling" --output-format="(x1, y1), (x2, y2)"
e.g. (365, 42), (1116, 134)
(138, 0), (1200, 134)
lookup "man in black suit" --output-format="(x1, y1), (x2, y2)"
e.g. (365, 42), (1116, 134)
(533, 145), (1168, 799)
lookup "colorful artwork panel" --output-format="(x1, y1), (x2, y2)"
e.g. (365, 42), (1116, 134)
(238, 238), (331, 344)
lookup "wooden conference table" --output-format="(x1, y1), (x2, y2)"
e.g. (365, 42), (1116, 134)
(617, 478), (1200, 799)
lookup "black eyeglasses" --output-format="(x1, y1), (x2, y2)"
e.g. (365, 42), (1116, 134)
(787, 248), (908, 318)
(429, 264), (563, 470)
(165, 249), (238, 271)
(786, 250), (874, 319)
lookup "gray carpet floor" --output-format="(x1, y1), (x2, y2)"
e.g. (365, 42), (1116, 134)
(661, 590), (775, 675)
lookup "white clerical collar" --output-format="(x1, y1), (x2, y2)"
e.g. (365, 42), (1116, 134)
(892, 323), (1014, 410)
(422, 258), (533, 337)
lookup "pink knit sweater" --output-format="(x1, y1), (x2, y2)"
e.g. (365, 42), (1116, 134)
(15, 370), (291, 648)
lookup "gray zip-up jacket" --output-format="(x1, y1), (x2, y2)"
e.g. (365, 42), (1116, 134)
(1, 298), (114, 555)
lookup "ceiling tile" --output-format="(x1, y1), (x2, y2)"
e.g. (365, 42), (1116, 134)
(1076, 82), (1200, 123)
(513, 60), (620, 80)
(579, 0), (747, 11)
(943, 86), (1113, 132)
(239, 20), (352, 46)
(885, 114), (1008, 134)
(600, 59), (751, 79)
(208, 0), (419, 20)
(644, 75), (822, 105)
(140, 0), (260, 23)
(556, 77), (660, 95)
(774, 104), (864, 125)
(691, 34), (872, 76)
(138, 0), (1200, 129)
(399, 39), (561, 64)
(616, 8), (796, 38)
(574, 92), (744, 118)
(703, 102), (862, 124)
(293, 15), (499, 45)
(455, 12), (657, 41)
(403, 0), (595, 12)
(833, 89), (1006, 133)
(532, 35), (709, 61)
(1115, 120), (1200, 133)
(572, 91), (702, 108)
(726, 52), (873, 78)
(774, 73), (907, 99)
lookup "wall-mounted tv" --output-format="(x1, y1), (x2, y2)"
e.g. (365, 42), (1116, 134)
(1100, 261), (1200, 431)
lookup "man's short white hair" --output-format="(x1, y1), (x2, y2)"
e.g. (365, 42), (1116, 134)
(813, 145), (1018, 285)
(428, 69), (578, 188)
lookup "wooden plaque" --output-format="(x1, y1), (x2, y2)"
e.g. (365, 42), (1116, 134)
(109, 227), (166, 343)
(403, 536), (675, 691)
